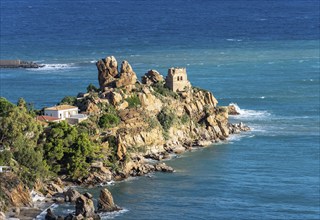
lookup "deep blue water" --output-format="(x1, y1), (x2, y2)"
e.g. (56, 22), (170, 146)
(1, 0), (319, 219)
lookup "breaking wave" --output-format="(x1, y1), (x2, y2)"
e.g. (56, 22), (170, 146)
(228, 103), (271, 121)
(28, 63), (76, 71)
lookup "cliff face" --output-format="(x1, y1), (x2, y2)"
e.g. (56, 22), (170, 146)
(0, 173), (33, 212)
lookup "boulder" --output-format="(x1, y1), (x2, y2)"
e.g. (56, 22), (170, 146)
(75, 194), (96, 218)
(154, 163), (174, 172)
(110, 92), (122, 105)
(97, 188), (121, 212)
(64, 188), (81, 203)
(141, 69), (164, 85)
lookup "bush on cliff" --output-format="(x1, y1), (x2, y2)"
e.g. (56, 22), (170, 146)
(60, 96), (77, 106)
(152, 83), (179, 99)
(157, 107), (176, 131)
(125, 93), (141, 108)
(98, 113), (120, 129)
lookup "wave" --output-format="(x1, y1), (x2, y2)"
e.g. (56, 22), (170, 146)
(28, 63), (76, 71)
(100, 208), (129, 219)
(226, 38), (243, 42)
(228, 103), (271, 120)
(35, 203), (59, 219)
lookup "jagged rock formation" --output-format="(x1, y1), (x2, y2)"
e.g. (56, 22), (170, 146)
(97, 188), (121, 212)
(97, 57), (137, 91)
(97, 56), (118, 89)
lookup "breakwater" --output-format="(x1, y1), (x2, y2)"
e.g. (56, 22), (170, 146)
(0, 60), (44, 68)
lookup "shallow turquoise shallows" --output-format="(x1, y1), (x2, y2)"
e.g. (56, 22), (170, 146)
(1, 0), (319, 219)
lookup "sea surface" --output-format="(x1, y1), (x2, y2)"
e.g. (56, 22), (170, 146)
(1, 0), (319, 219)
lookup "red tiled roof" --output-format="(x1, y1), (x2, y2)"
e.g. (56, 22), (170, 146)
(36, 115), (60, 122)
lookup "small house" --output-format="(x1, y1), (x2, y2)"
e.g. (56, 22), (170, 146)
(44, 105), (79, 120)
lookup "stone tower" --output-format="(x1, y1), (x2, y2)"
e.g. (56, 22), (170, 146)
(165, 67), (191, 92)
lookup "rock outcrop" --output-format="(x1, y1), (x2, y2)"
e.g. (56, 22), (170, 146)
(97, 188), (121, 212)
(141, 69), (164, 85)
(64, 188), (81, 203)
(115, 61), (137, 88)
(75, 194), (98, 218)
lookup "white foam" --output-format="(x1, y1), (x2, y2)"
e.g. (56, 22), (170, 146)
(228, 103), (271, 121)
(28, 63), (76, 71)
(226, 38), (243, 42)
(31, 190), (45, 202)
(35, 204), (58, 220)
(100, 208), (129, 219)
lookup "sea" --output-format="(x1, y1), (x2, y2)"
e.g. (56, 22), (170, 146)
(1, 0), (319, 219)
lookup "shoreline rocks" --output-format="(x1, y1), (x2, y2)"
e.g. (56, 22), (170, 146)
(0, 60), (44, 68)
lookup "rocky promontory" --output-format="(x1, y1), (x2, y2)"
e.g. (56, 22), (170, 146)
(0, 55), (249, 218)
(73, 55), (250, 182)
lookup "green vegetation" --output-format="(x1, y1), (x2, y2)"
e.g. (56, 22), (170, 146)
(0, 97), (48, 187)
(125, 93), (141, 108)
(87, 83), (99, 93)
(181, 113), (190, 124)
(157, 107), (176, 131)
(42, 121), (100, 179)
(98, 113), (121, 128)
(60, 96), (77, 105)
(152, 83), (179, 99)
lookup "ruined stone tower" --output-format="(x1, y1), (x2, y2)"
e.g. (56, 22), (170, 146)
(165, 67), (191, 92)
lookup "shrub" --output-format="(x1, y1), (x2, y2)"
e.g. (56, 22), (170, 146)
(126, 94), (141, 108)
(87, 83), (99, 93)
(157, 108), (176, 131)
(98, 113), (120, 128)
(181, 113), (190, 124)
(60, 96), (77, 105)
(152, 83), (179, 99)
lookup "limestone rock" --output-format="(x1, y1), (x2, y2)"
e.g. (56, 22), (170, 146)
(141, 69), (164, 85)
(64, 188), (81, 203)
(97, 189), (121, 212)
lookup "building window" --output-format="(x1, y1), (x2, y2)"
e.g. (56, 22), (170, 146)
(177, 76), (180, 81)
(60, 113), (62, 118)
(180, 76), (183, 81)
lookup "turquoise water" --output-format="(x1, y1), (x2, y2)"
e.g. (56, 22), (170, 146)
(1, 0), (319, 219)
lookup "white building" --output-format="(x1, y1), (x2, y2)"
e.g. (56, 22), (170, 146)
(44, 105), (79, 120)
